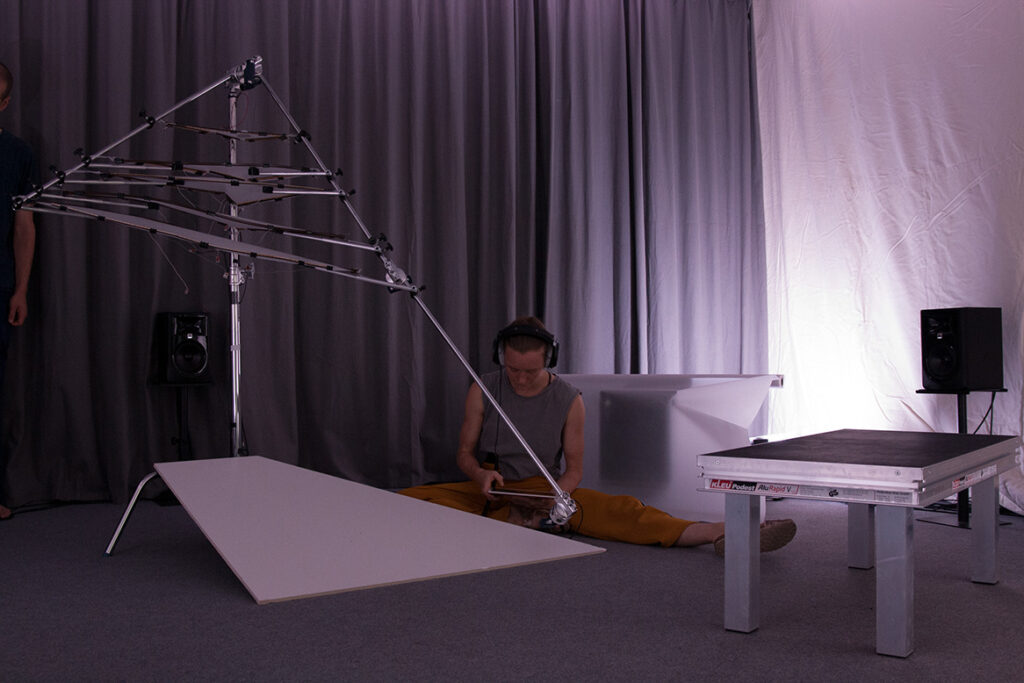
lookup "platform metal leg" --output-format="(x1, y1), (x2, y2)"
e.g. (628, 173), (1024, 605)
(970, 477), (999, 584)
(847, 502), (875, 569)
(105, 471), (160, 556)
(875, 505), (914, 657)
(723, 494), (762, 633)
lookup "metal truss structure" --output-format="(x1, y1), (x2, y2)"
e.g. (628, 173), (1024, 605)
(18, 56), (576, 525)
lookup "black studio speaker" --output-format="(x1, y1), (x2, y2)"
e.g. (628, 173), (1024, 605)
(150, 312), (212, 385)
(920, 307), (1003, 392)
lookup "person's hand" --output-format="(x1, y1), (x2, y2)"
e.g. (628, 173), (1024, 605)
(8, 291), (27, 326)
(473, 469), (505, 500)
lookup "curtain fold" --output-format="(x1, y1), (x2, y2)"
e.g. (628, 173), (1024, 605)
(0, 0), (766, 504)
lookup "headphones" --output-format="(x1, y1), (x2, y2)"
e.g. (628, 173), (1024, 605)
(492, 323), (559, 368)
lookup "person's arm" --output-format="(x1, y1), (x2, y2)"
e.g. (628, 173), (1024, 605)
(455, 382), (504, 498)
(556, 394), (585, 494)
(8, 208), (35, 326)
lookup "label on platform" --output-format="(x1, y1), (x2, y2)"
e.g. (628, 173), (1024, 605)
(833, 487), (875, 501)
(799, 486), (830, 498)
(951, 465), (997, 492)
(708, 479), (757, 492)
(755, 482), (800, 496)
(704, 479), (915, 505)
(873, 490), (914, 504)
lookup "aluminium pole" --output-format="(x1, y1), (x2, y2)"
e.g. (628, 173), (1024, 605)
(227, 82), (246, 457)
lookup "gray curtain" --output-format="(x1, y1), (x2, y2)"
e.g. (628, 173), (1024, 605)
(0, 0), (766, 505)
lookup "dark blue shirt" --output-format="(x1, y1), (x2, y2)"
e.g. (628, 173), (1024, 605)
(0, 129), (35, 292)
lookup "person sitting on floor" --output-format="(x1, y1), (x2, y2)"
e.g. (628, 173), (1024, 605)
(400, 316), (796, 554)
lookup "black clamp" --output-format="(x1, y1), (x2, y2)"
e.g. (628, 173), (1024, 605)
(371, 233), (394, 253)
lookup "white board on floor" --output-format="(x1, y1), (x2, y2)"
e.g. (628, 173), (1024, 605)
(154, 457), (604, 604)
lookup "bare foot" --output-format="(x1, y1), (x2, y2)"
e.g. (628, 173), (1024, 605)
(712, 519), (797, 556)
(506, 504), (536, 528)
(0, 504), (11, 520)
(507, 504), (566, 532)
(674, 521), (724, 547)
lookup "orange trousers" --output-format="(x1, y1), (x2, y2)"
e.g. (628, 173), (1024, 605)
(398, 476), (694, 547)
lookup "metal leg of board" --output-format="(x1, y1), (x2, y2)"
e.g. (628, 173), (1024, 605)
(847, 502), (875, 569)
(105, 471), (161, 556)
(874, 505), (914, 657)
(723, 493), (762, 633)
(970, 477), (999, 585)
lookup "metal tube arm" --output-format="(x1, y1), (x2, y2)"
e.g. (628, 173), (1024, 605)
(262, 72), (577, 524)
(413, 297), (578, 525)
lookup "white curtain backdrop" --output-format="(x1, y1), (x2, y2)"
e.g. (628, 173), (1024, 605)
(753, 1), (1024, 511)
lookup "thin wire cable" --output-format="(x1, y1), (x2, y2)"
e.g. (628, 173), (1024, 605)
(973, 391), (997, 434)
(147, 234), (191, 294)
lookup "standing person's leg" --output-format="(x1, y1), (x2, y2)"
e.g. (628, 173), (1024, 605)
(0, 319), (10, 520)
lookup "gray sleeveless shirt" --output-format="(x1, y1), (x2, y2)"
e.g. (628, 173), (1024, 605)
(477, 370), (581, 481)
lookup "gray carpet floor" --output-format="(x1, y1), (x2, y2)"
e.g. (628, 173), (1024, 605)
(2, 495), (1022, 681)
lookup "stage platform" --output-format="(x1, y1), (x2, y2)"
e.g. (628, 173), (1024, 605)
(147, 457), (604, 604)
(698, 429), (1022, 657)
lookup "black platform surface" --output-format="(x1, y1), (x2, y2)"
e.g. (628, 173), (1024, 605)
(707, 429), (1018, 468)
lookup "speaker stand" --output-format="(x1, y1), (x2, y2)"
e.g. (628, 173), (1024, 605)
(916, 388), (1006, 528)
(174, 386), (194, 461)
(955, 392), (970, 527)
(914, 391), (970, 527)
(151, 387), (197, 507)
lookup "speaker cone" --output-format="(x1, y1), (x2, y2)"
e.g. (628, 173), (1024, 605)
(173, 339), (208, 376)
